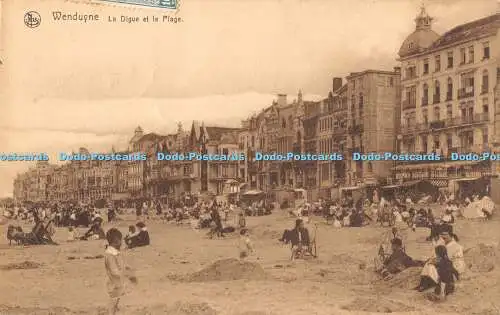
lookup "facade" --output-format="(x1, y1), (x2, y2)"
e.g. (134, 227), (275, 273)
(345, 68), (402, 186)
(396, 9), (499, 187)
(316, 78), (348, 197)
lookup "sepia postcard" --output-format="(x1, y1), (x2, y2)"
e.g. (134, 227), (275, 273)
(0, 0), (499, 314)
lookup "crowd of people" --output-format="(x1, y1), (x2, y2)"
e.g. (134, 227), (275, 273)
(2, 187), (496, 311)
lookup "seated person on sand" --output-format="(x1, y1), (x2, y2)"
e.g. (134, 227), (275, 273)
(30, 218), (57, 245)
(67, 226), (80, 242)
(415, 226), (465, 292)
(375, 238), (423, 280)
(124, 225), (139, 245)
(127, 222), (150, 249)
(81, 220), (106, 240)
(416, 245), (459, 300)
(280, 219), (310, 258)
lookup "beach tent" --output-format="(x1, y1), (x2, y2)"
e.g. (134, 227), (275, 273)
(462, 196), (495, 219)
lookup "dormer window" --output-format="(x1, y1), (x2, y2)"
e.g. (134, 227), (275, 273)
(408, 42), (414, 49)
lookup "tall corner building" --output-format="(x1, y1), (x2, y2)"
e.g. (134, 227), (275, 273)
(395, 7), (499, 189)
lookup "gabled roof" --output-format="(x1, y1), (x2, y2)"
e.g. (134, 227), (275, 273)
(205, 126), (241, 141)
(138, 133), (163, 142)
(430, 13), (499, 51)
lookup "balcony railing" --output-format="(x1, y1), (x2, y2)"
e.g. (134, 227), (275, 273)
(400, 114), (489, 135)
(348, 124), (363, 134)
(402, 100), (416, 110)
(458, 87), (474, 99)
(429, 120), (445, 129)
(422, 97), (428, 106)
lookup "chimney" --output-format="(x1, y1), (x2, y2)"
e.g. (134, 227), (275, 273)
(332, 77), (343, 93)
(277, 94), (287, 107)
(393, 66), (401, 74)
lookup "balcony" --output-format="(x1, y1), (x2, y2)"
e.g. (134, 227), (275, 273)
(401, 114), (488, 135)
(432, 95), (440, 104)
(348, 124), (363, 134)
(402, 100), (416, 110)
(458, 87), (474, 99)
(429, 120), (445, 129)
(421, 97), (428, 106)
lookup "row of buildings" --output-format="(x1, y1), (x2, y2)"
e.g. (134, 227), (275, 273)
(13, 8), (500, 204)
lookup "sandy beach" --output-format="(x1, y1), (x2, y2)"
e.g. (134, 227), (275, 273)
(1, 210), (499, 315)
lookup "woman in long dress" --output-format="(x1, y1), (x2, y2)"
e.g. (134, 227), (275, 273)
(415, 225), (465, 292)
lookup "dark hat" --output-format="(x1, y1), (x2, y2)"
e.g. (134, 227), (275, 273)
(295, 219), (303, 226)
(391, 238), (403, 247)
(439, 224), (453, 235)
(136, 222), (146, 228)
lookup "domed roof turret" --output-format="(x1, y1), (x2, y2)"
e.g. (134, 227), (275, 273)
(398, 6), (440, 58)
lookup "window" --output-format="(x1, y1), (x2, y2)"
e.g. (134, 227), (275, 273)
(422, 135), (428, 153)
(483, 102), (489, 114)
(389, 77), (394, 87)
(446, 77), (453, 100)
(423, 59), (429, 74)
(483, 129), (488, 146)
(422, 83), (429, 105)
(460, 48), (466, 64)
(405, 66), (417, 79)
(468, 46), (474, 63)
(409, 42), (414, 49)
(434, 107), (441, 121)
(434, 80), (440, 104)
(446, 104), (452, 119)
(447, 51), (453, 68)
(422, 108), (428, 125)
(359, 93), (364, 107)
(482, 70), (489, 94)
(433, 135), (440, 150)
(446, 134), (453, 149)
(483, 42), (490, 60)
(434, 55), (441, 72)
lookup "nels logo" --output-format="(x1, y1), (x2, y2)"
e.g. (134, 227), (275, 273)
(24, 11), (41, 28)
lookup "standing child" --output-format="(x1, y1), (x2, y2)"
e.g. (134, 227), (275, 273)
(104, 228), (138, 314)
(238, 228), (254, 259)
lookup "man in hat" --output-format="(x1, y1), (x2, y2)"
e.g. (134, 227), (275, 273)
(289, 219), (310, 260)
(415, 224), (465, 291)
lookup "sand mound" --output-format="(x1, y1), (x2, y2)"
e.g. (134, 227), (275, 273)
(187, 258), (267, 282)
(464, 244), (498, 273)
(0, 261), (42, 270)
(383, 267), (421, 289)
(136, 302), (217, 315)
(341, 297), (416, 313)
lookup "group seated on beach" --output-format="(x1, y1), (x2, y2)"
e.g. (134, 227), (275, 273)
(374, 224), (464, 300)
(125, 222), (150, 249)
(7, 216), (58, 245)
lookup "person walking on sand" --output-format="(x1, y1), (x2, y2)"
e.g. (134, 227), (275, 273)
(238, 228), (254, 259)
(104, 228), (138, 315)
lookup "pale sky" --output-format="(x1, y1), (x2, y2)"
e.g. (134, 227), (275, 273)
(0, 0), (497, 197)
